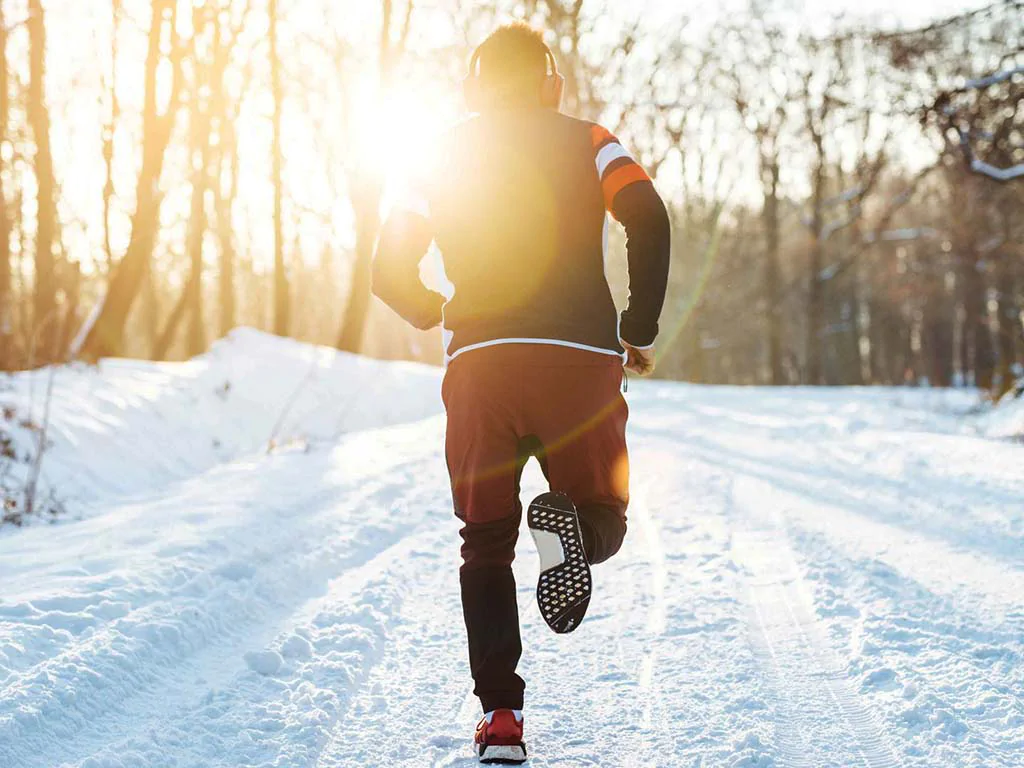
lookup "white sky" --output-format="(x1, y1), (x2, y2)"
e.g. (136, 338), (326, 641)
(645, 0), (992, 30)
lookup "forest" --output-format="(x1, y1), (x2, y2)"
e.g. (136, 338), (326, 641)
(0, 0), (1020, 393)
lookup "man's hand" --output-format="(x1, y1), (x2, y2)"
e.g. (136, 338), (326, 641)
(622, 342), (655, 377)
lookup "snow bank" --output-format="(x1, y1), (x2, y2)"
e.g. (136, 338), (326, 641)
(2, 325), (1014, 530)
(0, 338), (1021, 766)
(0, 329), (443, 527)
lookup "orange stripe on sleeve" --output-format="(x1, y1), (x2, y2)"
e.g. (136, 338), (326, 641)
(591, 124), (615, 149)
(602, 163), (651, 210)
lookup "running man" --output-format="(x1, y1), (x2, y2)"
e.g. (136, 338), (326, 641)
(372, 22), (670, 764)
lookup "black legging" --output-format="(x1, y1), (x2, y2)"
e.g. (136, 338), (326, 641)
(459, 447), (627, 712)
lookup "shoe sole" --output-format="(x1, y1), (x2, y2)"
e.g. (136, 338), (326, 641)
(527, 492), (592, 634)
(478, 744), (527, 764)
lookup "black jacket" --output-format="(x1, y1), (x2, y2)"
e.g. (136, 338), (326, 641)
(372, 108), (671, 361)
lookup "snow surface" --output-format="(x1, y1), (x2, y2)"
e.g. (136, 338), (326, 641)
(1, 330), (1022, 767)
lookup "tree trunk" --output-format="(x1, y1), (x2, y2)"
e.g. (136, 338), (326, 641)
(975, 293), (996, 391)
(993, 253), (1018, 396)
(269, 0), (289, 336)
(762, 157), (783, 384)
(805, 145), (826, 384)
(839, 287), (863, 385)
(213, 10), (238, 340)
(875, 300), (896, 385)
(184, 148), (209, 358)
(336, 192), (380, 352)
(993, 204), (1020, 396)
(28, 0), (58, 363)
(0, 3), (11, 370)
(961, 251), (994, 390)
(152, 280), (191, 361)
(58, 261), (81, 359)
(142, 262), (159, 354)
(184, 8), (215, 358)
(77, 0), (180, 362)
(843, 249), (865, 386)
(102, 0), (122, 277)
(336, 0), (405, 353)
(923, 312), (954, 387)
(216, 122), (237, 338)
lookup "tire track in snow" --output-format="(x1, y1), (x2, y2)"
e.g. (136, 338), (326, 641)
(629, 480), (669, 736)
(783, 525), (1024, 767)
(0, 423), (447, 768)
(649, 424), (1024, 619)
(730, 475), (901, 768)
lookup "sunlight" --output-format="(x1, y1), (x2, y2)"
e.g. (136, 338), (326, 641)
(351, 80), (456, 193)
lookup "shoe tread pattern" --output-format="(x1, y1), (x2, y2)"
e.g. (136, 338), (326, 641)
(528, 492), (592, 634)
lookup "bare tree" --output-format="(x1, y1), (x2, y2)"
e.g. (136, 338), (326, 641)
(798, 37), (844, 384)
(724, 17), (797, 384)
(27, 0), (59, 361)
(0, 1), (11, 369)
(150, 0), (245, 359)
(931, 66), (1024, 184)
(796, 35), (891, 384)
(101, 0), (122, 277)
(992, 193), (1022, 394)
(215, 63), (240, 338)
(269, 0), (289, 336)
(184, 4), (216, 357)
(77, 0), (185, 361)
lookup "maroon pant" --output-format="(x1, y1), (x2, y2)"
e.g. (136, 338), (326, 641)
(442, 343), (630, 711)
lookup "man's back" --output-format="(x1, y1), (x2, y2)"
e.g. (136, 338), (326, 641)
(376, 108), (670, 363)
(428, 109), (619, 359)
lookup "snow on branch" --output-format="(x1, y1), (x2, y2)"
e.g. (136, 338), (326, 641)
(861, 226), (941, 244)
(969, 156), (1024, 182)
(938, 64), (1024, 184)
(823, 185), (865, 207)
(956, 125), (1024, 183)
(821, 204), (862, 241)
(963, 65), (1024, 91)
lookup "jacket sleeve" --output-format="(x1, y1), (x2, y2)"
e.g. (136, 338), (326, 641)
(371, 191), (446, 331)
(591, 125), (671, 348)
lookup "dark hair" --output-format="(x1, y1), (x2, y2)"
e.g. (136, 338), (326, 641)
(471, 23), (552, 106)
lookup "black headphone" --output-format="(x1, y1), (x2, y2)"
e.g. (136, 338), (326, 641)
(463, 41), (565, 112)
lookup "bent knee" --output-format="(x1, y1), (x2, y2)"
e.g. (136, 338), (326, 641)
(578, 504), (627, 565)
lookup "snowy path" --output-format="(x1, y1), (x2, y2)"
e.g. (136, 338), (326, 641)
(1, 339), (1022, 767)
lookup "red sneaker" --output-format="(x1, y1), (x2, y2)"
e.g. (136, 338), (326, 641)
(474, 709), (527, 764)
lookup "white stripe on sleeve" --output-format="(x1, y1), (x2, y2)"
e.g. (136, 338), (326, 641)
(595, 142), (632, 178)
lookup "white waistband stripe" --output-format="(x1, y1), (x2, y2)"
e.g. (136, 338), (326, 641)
(446, 338), (627, 365)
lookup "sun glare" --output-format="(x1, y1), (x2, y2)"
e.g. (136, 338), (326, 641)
(352, 81), (457, 195)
